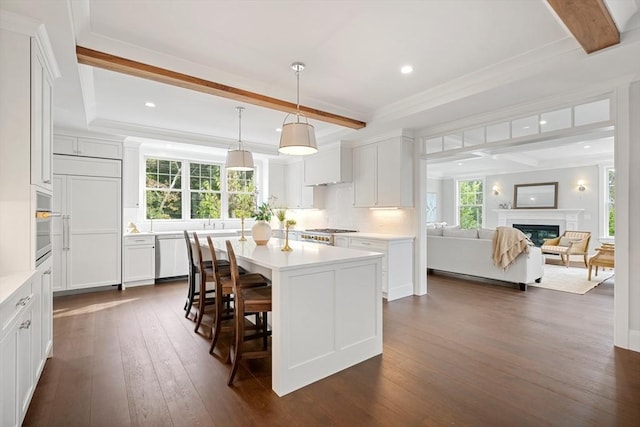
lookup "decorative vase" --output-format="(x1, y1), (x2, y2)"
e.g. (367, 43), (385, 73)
(251, 220), (272, 246)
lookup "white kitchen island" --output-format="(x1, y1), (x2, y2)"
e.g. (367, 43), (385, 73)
(204, 237), (383, 396)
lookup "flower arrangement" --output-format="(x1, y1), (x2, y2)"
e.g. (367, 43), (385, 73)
(252, 202), (273, 222)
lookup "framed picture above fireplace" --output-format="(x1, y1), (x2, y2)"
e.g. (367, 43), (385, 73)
(514, 182), (558, 209)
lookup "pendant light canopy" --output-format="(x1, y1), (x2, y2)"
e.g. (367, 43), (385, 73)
(278, 62), (318, 156)
(226, 106), (255, 171)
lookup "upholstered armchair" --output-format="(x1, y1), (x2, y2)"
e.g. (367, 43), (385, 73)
(541, 231), (592, 267)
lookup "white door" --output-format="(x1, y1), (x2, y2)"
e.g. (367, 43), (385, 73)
(67, 175), (121, 289)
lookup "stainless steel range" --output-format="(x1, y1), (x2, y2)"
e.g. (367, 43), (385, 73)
(300, 228), (358, 245)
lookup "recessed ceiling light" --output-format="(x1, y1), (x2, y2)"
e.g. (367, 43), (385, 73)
(457, 162), (463, 166)
(584, 145), (591, 149)
(275, 128), (282, 132)
(145, 102), (156, 108)
(539, 120), (547, 125)
(400, 65), (413, 74)
(523, 125), (530, 129)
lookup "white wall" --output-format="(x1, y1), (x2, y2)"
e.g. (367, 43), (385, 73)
(282, 182), (416, 235)
(435, 165), (602, 250)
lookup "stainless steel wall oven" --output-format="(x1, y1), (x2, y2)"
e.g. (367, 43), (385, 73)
(35, 191), (53, 265)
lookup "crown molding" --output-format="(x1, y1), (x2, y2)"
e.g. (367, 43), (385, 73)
(87, 118), (280, 156)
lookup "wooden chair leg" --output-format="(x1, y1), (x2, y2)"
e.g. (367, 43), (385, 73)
(588, 265), (593, 280)
(228, 299), (244, 386)
(583, 255), (588, 268)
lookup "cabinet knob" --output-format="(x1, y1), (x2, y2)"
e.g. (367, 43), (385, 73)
(19, 320), (32, 329)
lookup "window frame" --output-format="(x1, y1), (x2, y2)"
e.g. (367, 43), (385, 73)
(600, 165), (615, 241)
(143, 155), (258, 221)
(189, 161), (223, 220)
(144, 157), (184, 220)
(456, 178), (485, 229)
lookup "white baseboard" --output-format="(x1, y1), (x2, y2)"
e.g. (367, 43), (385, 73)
(385, 283), (414, 301)
(629, 329), (640, 352)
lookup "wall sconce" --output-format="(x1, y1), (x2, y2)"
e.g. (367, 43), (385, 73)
(492, 185), (500, 196)
(577, 180), (586, 192)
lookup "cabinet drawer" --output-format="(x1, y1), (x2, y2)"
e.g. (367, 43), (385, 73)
(1, 282), (33, 334)
(349, 238), (387, 252)
(124, 235), (155, 246)
(349, 238), (388, 269)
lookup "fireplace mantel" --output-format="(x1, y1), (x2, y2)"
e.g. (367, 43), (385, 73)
(494, 209), (584, 232)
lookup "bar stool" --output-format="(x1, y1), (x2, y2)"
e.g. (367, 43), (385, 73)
(207, 236), (269, 357)
(225, 240), (272, 386)
(192, 232), (218, 334)
(183, 230), (219, 320)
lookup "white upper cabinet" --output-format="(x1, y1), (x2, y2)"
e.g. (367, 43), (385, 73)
(303, 143), (352, 186)
(353, 143), (377, 207)
(353, 137), (413, 208)
(53, 135), (123, 160)
(122, 145), (140, 208)
(285, 160), (323, 209)
(30, 39), (53, 192)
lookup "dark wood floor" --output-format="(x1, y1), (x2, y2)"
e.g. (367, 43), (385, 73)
(24, 273), (639, 427)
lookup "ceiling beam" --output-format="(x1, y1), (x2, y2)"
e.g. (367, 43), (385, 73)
(547, 0), (620, 54)
(76, 46), (366, 130)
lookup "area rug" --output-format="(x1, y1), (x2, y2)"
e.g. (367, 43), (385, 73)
(529, 264), (614, 295)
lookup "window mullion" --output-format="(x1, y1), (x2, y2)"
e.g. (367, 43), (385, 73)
(183, 160), (190, 221)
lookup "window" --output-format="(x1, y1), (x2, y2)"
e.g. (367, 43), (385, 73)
(190, 162), (222, 219)
(607, 168), (615, 237)
(146, 159), (182, 219)
(227, 170), (255, 218)
(145, 157), (257, 220)
(458, 179), (483, 229)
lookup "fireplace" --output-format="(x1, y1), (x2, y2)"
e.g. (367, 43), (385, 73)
(512, 224), (560, 247)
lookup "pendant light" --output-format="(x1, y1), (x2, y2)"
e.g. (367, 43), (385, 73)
(225, 106), (255, 171)
(278, 62), (318, 155)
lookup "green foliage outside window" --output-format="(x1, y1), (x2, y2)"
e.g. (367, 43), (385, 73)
(190, 163), (221, 219)
(458, 179), (483, 229)
(227, 170), (255, 218)
(608, 169), (615, 236)
(146, 159), (182, 219)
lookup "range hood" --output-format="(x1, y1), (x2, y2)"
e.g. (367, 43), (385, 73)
(303, 143), (352, 186)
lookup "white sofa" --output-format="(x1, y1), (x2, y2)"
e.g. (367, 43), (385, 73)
(427, 230), (544, 291)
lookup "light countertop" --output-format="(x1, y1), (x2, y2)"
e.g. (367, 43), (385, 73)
(0, 270), (36, 306)
(205, 237), (383, 272)
(125, 229), (241, 237)
(341, 232), (415, 241)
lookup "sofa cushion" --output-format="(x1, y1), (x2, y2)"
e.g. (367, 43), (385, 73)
(427, 228), (443, 236)
(443, 228), (478, 238)
(478, 228), (496, 240)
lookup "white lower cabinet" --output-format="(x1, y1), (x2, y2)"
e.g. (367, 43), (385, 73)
(347, 236), (414, 301)
(0, 266), (51, 426)
(124, 235), (156, 286)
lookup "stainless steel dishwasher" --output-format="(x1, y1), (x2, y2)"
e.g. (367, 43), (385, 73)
(155, 233), (189, 279)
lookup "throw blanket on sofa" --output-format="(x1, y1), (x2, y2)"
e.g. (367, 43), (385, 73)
(492, 226), (531, 270)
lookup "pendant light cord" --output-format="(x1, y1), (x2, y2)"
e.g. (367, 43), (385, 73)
(237, 106), (244, 149)
(296, 68), (300, 122)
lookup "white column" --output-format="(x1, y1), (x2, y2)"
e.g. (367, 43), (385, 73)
(614, 81), (640, 352)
